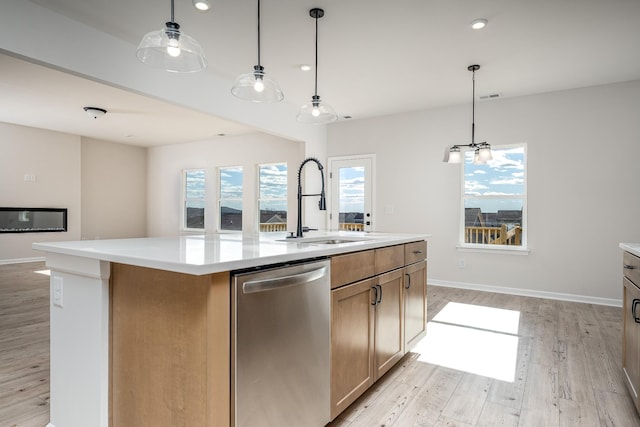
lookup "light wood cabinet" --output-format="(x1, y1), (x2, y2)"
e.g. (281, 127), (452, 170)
(330, 278), (376, 418)
(330, 240), (427, 420)
(404, 260), (427, 352)
(623, 250), (640, 414)
(330, 270), (404, 419)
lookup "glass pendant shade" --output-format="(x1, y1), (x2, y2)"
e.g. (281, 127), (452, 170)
(445, 146), (462, 163)
(137, 22), (207, 73)
(297, 95), (338, 124)
(232, 65), (284, 102)
(478, 145), (492, 162)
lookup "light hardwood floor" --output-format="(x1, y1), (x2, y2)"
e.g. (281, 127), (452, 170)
(0, 262), (50, 427)
(1, 262), (638, 427)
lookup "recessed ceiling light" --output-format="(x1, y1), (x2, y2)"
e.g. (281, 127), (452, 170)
(300, 64), (311, 71)
(193, 0), (212, 12)
(471, 18), (488, 30)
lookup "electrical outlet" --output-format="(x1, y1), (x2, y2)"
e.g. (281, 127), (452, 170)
(457, 259), (466, 269)
(53, 276), (63, 307)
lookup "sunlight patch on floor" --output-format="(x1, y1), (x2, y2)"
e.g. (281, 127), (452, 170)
(432, 301), (520, 335)
(415, 302), (521, 382)
(34, 269), (50, 276)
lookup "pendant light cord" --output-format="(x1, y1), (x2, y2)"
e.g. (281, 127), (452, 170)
(471, 68), (476, 146)
(314, 12), (319, 96)
(170, 0), (175, 23)
(257, 0), (261, 66)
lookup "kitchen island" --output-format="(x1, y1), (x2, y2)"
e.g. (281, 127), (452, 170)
(33, 231), (428, 427)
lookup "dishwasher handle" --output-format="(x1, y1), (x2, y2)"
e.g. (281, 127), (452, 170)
(242, 266), (328, 294)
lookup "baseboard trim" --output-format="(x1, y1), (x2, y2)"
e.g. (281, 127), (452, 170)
(0, 256), (46, 265)
(429, 279), (622, 308)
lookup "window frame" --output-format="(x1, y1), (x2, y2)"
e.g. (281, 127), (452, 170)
(257, 162), (288, 233)
(218, 165), (244, 233)
(458, 143), (528, 253)
(181, 169), (206, 232)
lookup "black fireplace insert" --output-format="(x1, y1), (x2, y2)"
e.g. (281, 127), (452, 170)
(0, 208), (68, 233)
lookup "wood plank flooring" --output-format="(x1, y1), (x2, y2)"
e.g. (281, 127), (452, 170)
(1, 262), (638, 427)
(329, 285), (639, 427)
(0, 262), (50, 427)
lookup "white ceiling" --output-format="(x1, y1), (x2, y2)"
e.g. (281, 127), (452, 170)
(3, 0), (640, 146)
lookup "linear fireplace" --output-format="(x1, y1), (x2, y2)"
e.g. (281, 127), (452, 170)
(0, 208), (67, 233)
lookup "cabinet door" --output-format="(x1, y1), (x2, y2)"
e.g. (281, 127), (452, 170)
(331, 278), (376, 419)
(374, 269), (404, 380)
(404, 260), (427, 352)
(623, 277), (640, 409)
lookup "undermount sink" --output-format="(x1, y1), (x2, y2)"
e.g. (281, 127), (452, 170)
(277, 236), (371, 245)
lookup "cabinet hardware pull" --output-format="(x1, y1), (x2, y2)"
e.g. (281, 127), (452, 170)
(377, 284), (383, 304)
(405, 273), (411, 289)
(633, 299), (640, 324)
(624, 264), (636, 270)
(371, 286), (378, 306)
(412, 250), (423, 254)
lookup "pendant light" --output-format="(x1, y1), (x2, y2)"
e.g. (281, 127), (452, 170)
(444, 65), (492, 164)
(136, 0), (207, 73)
(296, 8), (338, 124)
(231, 0), (284, 102)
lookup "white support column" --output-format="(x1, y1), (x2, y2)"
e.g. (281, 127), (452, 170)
(46, 253), (111, 427)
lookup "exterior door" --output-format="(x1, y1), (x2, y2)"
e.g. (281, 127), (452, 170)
(328, 155), (374, 232)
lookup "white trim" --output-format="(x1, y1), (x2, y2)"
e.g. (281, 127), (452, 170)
(0, 256), (45, 265)
(46, 423), (56, 427)
(429, 279), (621, 307)
(456, 244), (530, 255)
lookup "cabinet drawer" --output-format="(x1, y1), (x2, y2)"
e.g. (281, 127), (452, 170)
(331, 250), (375, 289)
(624, 251), (640, 286)
(374, 245), (404, 275)
(405, 241), (427, 265)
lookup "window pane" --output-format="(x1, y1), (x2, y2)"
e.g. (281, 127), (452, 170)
(184, 169), (205, 230)
(462, 145), (526, 247)
(339, 166), (365, 231)
(259, 164), (287, 232)
(185, 170), (205, 199)
(220, 167), (243, 231)
(464, 147), (525, 196)
(220, 167), (243, 199)
(185, 200), (204, 229)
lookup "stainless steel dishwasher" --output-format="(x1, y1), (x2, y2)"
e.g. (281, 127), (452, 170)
(232, 258), (330, 427)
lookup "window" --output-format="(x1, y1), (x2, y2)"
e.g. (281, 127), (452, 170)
(183, 169), (205, 230)
(258, 163), (288, 232)
(219, 166), (243, 231)
(462, 144), (526, 247)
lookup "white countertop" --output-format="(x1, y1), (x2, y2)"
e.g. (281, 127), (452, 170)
(33, 231), (429, 275)
(621, 243), (640, 258)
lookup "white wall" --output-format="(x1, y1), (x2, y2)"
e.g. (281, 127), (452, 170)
(0, 122), (81, 261)
(81, 138), (147, 240)
(147, 133), (304, 236)
(328, 80), (640, 302)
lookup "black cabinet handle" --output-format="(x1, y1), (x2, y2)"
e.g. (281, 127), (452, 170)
(412, 250), (423, 254)
(377, 285), (383, 304)
(625, 264), (636, 270)
(633, 299), (640, 324)
(405, 273), (411, 289)
(371, 286), (378, 306)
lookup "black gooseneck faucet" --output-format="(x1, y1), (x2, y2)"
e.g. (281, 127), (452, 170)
(292, 157), (326, 238)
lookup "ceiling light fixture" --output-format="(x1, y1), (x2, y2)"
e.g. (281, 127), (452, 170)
(471, 18), (488, 30)
(136, 0), (207, 73)
(444, 65), (492, 164)
(300, 64), (311, 71)
(192, 0), (212, 12)
(297, 8), (338, 124)
(83, 106), (107, 119)
(231, 0), (284, 103)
